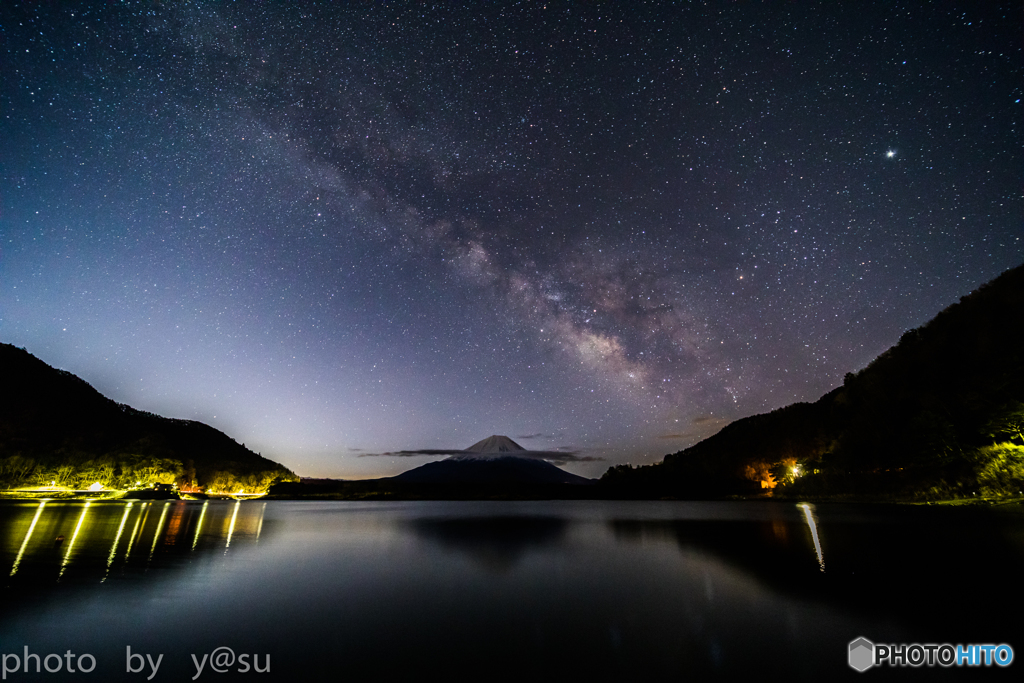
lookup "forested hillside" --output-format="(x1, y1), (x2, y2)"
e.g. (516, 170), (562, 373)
(0, 344), (297, 493)
(603, 264), (1024, 500)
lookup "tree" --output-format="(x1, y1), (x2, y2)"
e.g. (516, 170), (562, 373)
(986, 402), (1024, 446)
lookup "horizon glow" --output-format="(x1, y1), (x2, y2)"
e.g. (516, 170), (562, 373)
(2, 2), (1021, 478)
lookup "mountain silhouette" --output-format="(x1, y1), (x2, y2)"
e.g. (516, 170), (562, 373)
(393, 435), (592, 485)
(602, 263), (1024, 500)
(0, 343), (297, 492)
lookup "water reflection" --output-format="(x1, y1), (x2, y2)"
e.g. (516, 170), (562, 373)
(606, 514), (824, 585)
(0, 500), (1021, 681)
(104, 503), (133, 579)
(58, 501), (92, 578)
(148, 502), (169, 561)
(192, 501), (208, 550)
(408, 515), (568, 572)
(2, 500), (269, 588)
(604, 502), (1024, 637)
(9, 500), (46, 577)
(799, 503), (825, 571)
(225, 500), (240, 549)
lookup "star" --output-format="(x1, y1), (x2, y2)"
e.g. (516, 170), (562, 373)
(2, 1), (1020, 480)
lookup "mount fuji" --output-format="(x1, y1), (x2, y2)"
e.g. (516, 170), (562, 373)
(392, 435), (593, 485)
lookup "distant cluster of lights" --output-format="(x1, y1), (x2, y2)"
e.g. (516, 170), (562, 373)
(24, 479), (261, 496)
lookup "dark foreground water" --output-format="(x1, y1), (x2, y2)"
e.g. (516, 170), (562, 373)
(1, 499), (1021, 681)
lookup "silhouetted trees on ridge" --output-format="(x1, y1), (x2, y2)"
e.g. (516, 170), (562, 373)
(603, 263), (1024, 500)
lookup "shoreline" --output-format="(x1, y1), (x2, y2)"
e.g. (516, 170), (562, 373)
(4, 489), (1021, 507)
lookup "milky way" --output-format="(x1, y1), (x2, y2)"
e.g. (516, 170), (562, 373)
(2, 2), (1021, 478)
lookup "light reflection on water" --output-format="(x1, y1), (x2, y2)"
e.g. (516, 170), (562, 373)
(103, 503), (132, 579)
(8, 499), (46, 577)
(799, 503), (825, 571)
(57, 500), (91, 578)
(0, 500), (1021, 680)
(4, 499), (267, 584)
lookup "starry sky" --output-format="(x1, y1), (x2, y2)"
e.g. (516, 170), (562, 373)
(2, 2), (1021, 479)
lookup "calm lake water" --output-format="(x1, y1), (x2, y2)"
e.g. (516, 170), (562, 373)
(1, 499), (1021, 681)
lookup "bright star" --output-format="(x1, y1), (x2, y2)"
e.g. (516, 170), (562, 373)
(886, 150), (896, 158)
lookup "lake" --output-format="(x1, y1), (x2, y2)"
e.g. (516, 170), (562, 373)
(1, 499), (1021, 680)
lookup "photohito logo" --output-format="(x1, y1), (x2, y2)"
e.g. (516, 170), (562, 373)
(849, 638), (875, 672)
(848, 637), (1014, 671)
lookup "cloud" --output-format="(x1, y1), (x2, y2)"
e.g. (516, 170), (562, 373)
(356, 449), (464, 458)
(654, 416), (731, 443)
(532, 450), (604, 464)
(515, 433), (562, 441)
(356, 447), (602, 464)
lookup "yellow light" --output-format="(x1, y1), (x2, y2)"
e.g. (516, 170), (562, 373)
(104, 503), (133, 579)
(192, 501), (209, 551)
(59, 502), (92, 579)
(148, 502), (170, 561)
(10, 501), (47, 577)
(124, 504), (148, 560)
(225, 501), (241, 550)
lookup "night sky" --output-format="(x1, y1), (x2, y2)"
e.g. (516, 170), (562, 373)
(2, 2), (1021, 479)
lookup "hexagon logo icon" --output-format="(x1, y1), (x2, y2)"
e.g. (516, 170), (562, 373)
(849, 637), (875, 672)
